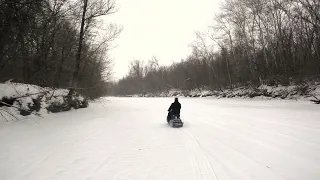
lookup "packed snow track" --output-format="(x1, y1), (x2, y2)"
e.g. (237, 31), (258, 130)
(1, 97), (320, 180)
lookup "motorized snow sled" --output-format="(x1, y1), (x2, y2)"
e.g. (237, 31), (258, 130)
(167, 114), (183, 128)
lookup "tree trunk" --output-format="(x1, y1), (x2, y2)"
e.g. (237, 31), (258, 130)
(71, 0), (88, 87)
(56, 46), (65, 87)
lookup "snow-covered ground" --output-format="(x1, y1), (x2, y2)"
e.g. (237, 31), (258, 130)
(1, 97), (320, 180)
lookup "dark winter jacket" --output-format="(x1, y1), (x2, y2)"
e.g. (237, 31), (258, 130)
(168, 101), (181, 114)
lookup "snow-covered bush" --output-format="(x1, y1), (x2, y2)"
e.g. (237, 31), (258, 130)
(123, 83), (320, 102)
(0, 82), (89, 120)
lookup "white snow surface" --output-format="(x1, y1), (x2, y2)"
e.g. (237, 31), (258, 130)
(1, 97), (320, 180)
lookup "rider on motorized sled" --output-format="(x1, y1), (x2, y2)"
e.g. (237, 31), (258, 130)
(167, 97), (181, 122)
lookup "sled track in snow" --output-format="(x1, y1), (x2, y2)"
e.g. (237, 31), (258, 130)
(181, 129), (219, 180)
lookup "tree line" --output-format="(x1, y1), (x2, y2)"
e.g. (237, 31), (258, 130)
(0, 0), (121, 98)
(111, 0), (320, 95)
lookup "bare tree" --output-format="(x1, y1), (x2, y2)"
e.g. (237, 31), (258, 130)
(71, 0), (118, 87)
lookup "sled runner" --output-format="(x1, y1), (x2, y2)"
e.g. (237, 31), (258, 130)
(167, 114), (183, 128)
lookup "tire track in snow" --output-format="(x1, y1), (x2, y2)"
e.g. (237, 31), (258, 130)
(183, 136), (202, 180)
(181, 129), (219, 180)
(187, 124), (317, 180)
(185, 123), (287, 179)
(210, 113), (320, 147)
(215, 110), (320, 133)
(92, 153), (115, 173)
(196, 117), (320, 169)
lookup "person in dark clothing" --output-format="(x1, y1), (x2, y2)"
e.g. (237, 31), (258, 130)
(167, 97), (181, 121)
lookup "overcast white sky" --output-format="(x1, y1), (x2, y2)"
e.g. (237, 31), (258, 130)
(106, 0), (222, 79)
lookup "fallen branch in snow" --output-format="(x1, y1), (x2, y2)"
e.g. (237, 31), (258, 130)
(65, 86), (98, 90)
(1, 83), (90, 121)
(14, 89), (77, 100)
(0, 109), (9, 122)
(0, 107), (19, 122)
(96, 98), (108, 108)
(10, 82), (23, 97)
(0, 100), (43, 118)
(14, 90), (52, 99)
(0, 106), (40, 124)
(310, 95), (320, 104)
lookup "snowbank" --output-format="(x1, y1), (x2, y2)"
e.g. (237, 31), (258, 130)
(0, 82), (88, 122)
(124, 82), (320, 102)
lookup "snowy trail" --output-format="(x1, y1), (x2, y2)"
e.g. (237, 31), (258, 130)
(1, 98), (320, 180)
